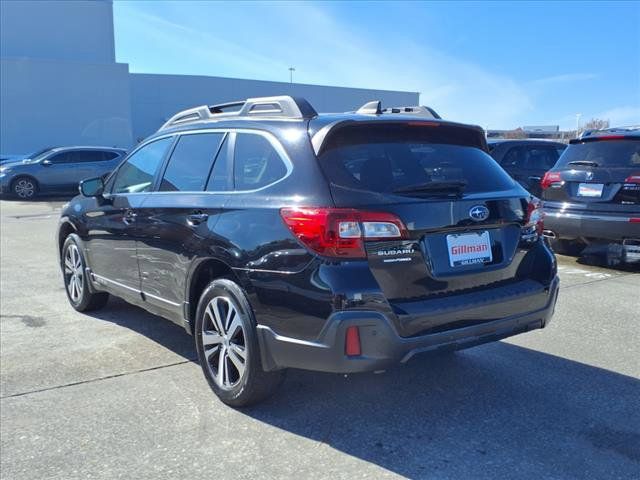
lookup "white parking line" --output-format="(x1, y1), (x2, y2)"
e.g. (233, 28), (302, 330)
(557, 265), (614, 280)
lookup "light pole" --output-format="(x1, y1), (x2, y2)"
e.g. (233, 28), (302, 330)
(575, 113), (582, 134)
(289, 67), (295, 84)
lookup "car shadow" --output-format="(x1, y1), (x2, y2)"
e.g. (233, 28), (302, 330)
(577, 253), (640, 272)
(246, 345), (640, 478)
(87, 296), (197, 362)
(86, 299), (640, 478)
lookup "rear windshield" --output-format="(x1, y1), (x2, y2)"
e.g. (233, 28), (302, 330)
(318, 124), (515, 195)
(557, 139), (640, 168)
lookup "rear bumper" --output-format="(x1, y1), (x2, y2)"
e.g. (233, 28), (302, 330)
(543, 208), (640, 241)
(257, 276), (559, 373)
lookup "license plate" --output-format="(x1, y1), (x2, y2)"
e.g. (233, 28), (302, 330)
(446, 231), (492, 267)
(577, 183), (604, 197)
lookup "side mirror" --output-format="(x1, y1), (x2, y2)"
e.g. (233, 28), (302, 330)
(41, 159), (52, 166)
(79, 177), (104, 197)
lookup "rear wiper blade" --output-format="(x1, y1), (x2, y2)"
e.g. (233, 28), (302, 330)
(393, 180), (468, 195)
(567, 160), (599, 167)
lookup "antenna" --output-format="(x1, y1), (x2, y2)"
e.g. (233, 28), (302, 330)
(356, 100), (382, 115)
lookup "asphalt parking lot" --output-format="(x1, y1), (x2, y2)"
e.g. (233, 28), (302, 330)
(1, 199), (639, 480)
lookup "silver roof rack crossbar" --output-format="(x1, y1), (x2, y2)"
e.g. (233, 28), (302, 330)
(354, 100), (440, 119)
(160, 96), (318, 130)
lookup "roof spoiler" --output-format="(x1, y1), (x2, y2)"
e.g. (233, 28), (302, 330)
(354, 100), (440, 119)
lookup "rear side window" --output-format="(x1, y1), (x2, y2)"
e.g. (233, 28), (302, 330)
(67, 151), (109, 163)
(233, 133), (288, 190)
(160, 133), (224, 192)
(112, 137), (172, 194)
(206, 136), (231, 192)
(556, 139), (640, 168)
(319, 124), (515, 195)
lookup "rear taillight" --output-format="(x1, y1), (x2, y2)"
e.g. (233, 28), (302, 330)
(541, 171), (562, 190)
(521, 199), (544, 241)
(280, 207), (407, 258)
(624, 174), (640, 184)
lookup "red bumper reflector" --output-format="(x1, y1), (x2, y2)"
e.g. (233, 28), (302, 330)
(345, 326), (361, 356)
(630, 218), (640, 223)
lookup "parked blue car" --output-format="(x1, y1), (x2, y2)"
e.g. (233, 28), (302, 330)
(0, 146), (126, 198)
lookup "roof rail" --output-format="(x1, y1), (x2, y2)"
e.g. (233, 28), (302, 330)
(580, 125), (640, 139)
(353, 100), (440, 119)
(159, 95), (318, 130)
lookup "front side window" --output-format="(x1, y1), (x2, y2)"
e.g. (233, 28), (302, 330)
(112, 137), (173, 194)
(233, 133), (288, 190)
(47, 152), (72, 164)
(160, 133), (224, 192)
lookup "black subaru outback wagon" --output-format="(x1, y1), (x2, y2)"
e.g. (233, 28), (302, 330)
(57, 96), (559, 406)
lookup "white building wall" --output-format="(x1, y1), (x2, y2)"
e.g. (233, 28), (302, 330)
(0, 0), (115, 63)
(0, 58), (132, 154)
(0, 0), (419, 154)
(130, 74), (420, 142)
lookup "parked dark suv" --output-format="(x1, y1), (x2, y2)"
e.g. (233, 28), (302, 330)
(542, 127), (640, 264)
(488, 139), (567, 197)
(57, 96), (559, 406)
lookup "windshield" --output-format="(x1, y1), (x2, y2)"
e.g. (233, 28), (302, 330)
(557, 139), (640, 168)
(318, 125), (515, 195)
(22, 148), (55, 164)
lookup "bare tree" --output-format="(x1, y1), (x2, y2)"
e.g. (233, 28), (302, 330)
(582, 118), (610, 131)
(502, 128), (528, 139)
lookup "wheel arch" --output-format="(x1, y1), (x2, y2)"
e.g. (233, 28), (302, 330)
(10, 174), (40, 194)
(57, 219), (78, 258)
(185, 257), (245, 332)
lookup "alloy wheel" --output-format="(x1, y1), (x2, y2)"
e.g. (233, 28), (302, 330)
(14, 179), (35, 198)
(64, 244), (84, 303)
(201, 296), (248, 390)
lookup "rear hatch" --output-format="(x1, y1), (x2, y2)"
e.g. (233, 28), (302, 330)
(542, 136), (640, 214)
(315, 122), (544, 336)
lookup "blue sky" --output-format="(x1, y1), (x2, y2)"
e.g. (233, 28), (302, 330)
(114, 1), (640, 130)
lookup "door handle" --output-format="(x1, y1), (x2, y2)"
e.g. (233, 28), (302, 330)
(187, 212), (209, 226)
(122, 209), (137, 225)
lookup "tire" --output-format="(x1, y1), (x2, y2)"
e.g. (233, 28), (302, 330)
(195, 279), (285, 407)
(11, 176), (38, 199)
(62, 235), (109, 312)
(549, 238), (585, 256)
